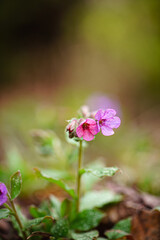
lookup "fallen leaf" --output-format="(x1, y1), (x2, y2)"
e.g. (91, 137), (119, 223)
(131, 209), (160, 240)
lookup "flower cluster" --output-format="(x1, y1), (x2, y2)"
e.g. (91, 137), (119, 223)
(66, 107), (121, 141)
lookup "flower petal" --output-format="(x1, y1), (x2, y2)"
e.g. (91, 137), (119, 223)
(76, 125), (84, 138)
(86, 118), (96, 125)
(97, 122), (101, 132)
(89, 123), (99, 135)
(105, 117), (121, 129)
(0, 195), (8, 206)
(101, 126), (114, 136)
(103, 109), (116, 119)
(95, 109), (105, 121)
(0, 183), (8, 206)
(83, 129), (94, 141)
(0, 183), (8, 195)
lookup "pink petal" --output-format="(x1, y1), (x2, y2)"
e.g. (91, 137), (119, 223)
(78, 119), (86, 125)
(101, 126), (114, 136)
(95, 109), (105, 121)
(83, 129), (94, 141)
(86, 118), (96, 125)
(89, 123), (99, 135)
(105, 117), (121, 129)
(103, 109), (116, 119)
(76, 125), (84, 138)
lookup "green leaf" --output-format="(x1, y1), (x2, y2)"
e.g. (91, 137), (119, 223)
(43, 217), (54, 232)
(80, 167), (119, 178)
(50, 195), (61, 218)
(60, 198), (70, 217)
(71, 209), (104, 231)
(71, 230), (99, 240)
(25, 216), (54, 229)
(29, 205), (47, 218)
(0, 209), (11, 220)
(10, 170), (22, 200)
(80, 190), (122, 211)
(97, 238), (107, 240)
(82, 161), (106, 191)
(34, 168), (76, 199)
(41, 169), (71, 180)
(51, 218), (69, 238)
(27, 231), (51, 239)
(105, 230), (130, 240)
(39, 200), (52, 216)
(68, 199), (77, 222)
(113, 218), (131, 233)
(25, 217), (44, 229)
(105, 218), (132, 240)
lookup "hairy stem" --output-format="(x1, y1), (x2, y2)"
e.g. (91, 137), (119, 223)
(76, 140), (83, 212)
(7, 194), (27, 240)
(4, 203), (14, 213)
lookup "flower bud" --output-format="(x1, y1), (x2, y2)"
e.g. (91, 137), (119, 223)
(66, 119), (78, 138)
(89, 110), (97, 119)
(79, 105), (90, 118)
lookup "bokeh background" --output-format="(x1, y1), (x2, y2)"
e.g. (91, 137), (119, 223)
(0, 0), (160, 198)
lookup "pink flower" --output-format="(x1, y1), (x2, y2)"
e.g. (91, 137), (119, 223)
(76, 118), (98, 141)
(95, 109), (121, 136)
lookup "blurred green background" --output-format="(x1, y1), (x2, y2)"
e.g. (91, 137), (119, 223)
(0, 0), (160, 197)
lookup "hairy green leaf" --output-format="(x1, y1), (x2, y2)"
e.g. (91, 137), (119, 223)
(10, 170), (22, 200)
(80, 167), (119, 178)
(71, 230), (99, 240)
(51, 218), (69, 238)
(0, 209), (11, 220)
(25, 216), (53, 229)
(81, 190), (122, 211)
(71, 209), (104, 231)
(34, 168), (76, 199)
(43, 217), (54, 232)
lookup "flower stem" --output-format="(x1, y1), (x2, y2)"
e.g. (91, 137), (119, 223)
(76, 140), (83, 212)
(4, 203), (14, 213)
(7, 194), (27, 240)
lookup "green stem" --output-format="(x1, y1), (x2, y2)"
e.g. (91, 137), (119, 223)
(7, 194), (27, 240)
(4, 203), (14, 213)
(76, 140), (83, 212)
